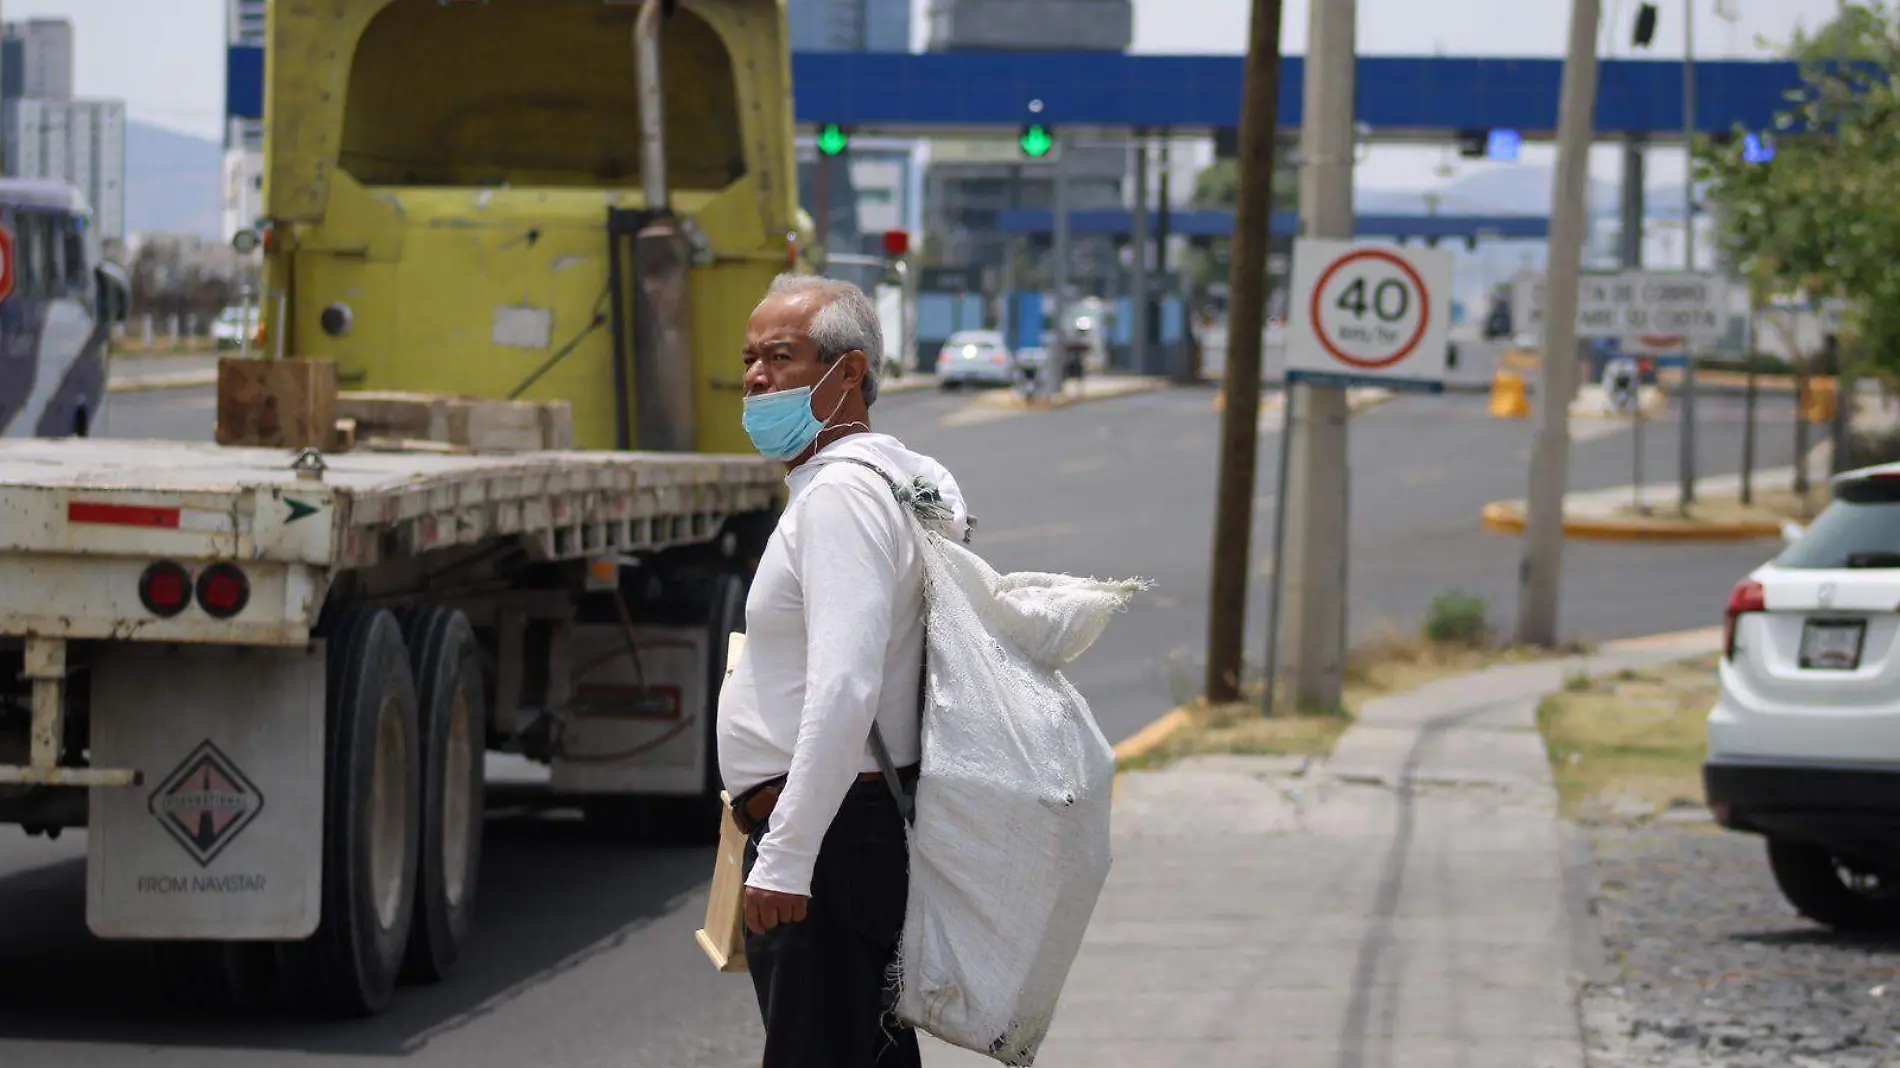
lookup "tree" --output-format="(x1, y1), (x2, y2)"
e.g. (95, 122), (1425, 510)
(1699, 2), (1900, 380)
(1186, 152), (1300, 296)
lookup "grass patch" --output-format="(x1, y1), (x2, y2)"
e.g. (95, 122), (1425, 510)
(1536, 654), (1718, 824)
(1132, 622), (1583, 772)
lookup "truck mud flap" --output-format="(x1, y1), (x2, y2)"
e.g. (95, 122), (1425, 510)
(550, 623), (706, 796)
(87, 643), (325, 940)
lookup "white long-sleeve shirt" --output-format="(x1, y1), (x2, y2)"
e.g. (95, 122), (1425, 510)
(716, 433), (968, 897)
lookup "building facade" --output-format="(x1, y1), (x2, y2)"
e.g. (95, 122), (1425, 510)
(789, 0), (909, 52)
(3, 97), (127, 240)
(0, 18), (126, 240)
(223, 0), (267, 241)
(788, 0), (914, 265)
(2, 19), (72, 101)
(922, 0), (1135, 283)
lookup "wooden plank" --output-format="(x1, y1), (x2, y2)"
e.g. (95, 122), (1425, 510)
(328, 417), (358, 453)
(336, 391), (574, 451)
(214, 358), (337, 449)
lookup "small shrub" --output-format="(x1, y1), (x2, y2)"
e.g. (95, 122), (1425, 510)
(1424, 590), (1490, 647)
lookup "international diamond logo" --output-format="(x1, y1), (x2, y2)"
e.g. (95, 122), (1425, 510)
(149, 741), (265, 868)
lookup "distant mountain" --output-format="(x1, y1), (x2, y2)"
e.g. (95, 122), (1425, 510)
(126, 121), (222, 238)
(1362, 166), (1701, 221)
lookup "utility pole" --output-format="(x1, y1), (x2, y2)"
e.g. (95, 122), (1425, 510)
(1281, 0), (1355, 711)
(1050, 129), (1071, 399)
(1678, 0), (1700, 506)
(1203, 0), (1287, 705)
(1516, 0), (1604, 648)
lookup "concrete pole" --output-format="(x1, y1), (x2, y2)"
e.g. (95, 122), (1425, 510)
(1282, 0), (1355, 711)
(1515, 0), (1603, 648)
(1130, 136), (1152, 374)
(1050, 130), (1071, 398)
(815, 153), (832, 251)
(1679, 0), (1700, 505)
(1620, 139), (1645, 268)
(1155, 139), (1173, 369)
(1203, 0), (1287, 705)
(1623, 138), (1648, 511)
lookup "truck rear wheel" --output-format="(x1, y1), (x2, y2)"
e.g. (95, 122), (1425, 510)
(398, 606), (487, 984)
(279, 606), (422, 1017)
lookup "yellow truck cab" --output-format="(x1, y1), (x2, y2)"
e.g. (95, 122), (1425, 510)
(258, 0), (801, 454)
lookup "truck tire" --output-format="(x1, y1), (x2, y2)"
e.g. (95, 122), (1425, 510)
(398, 606), (487, 984)
(1767, 839), (1900, 933)
(279, 606), (422, 1017)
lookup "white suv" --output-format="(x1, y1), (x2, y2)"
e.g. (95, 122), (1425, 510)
(1706, 463), (1900, 932)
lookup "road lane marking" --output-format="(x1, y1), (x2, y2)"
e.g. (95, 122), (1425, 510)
(1059, 456), (1109, 475)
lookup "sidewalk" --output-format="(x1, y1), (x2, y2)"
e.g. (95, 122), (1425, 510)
(924, 629), (1719, 1068)
(107, 353), (219, 393)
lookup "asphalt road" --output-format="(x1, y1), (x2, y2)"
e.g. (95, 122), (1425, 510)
(0, 381), (1806, 1067)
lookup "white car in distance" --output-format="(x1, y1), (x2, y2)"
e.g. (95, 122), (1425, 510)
(936, 330), (1016, 389)
(1706, 463), (1900, 932)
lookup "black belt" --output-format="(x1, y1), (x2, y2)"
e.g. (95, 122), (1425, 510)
(730, 765), (920, 837)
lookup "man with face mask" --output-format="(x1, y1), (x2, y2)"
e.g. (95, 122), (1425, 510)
(718, 274), (969, 1067)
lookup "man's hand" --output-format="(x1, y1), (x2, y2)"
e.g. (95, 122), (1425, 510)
(745, 887), (810, 935)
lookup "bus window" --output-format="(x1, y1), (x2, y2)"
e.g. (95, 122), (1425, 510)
(18, 213), (48, 300)
(44, 214), (66, 296)
(63, 217), (85, 290)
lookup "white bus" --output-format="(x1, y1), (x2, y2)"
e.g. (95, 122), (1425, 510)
(0, 179), (128, 439)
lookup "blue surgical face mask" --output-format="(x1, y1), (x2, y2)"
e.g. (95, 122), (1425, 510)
(742, 358), (851, 461)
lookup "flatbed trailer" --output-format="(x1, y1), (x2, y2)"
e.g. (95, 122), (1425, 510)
(0, 437), (782, 1014)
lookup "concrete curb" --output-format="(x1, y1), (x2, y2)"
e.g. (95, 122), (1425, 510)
(1479, 500), (1782, 542)
(1229, 386), (1398, 415)
(971, 377), (1170, 413)
(1111, 707), (1194, 764)
(1112, 623), (1724, 774)
(107, 371), (220, 394)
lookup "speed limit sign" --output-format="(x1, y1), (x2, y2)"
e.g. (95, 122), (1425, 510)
(1286, 239), (1452, 390)
(0, 226), (15, 305)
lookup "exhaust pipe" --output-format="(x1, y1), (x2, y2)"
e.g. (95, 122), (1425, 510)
(635, 0), (668, 214)
(625, 0), (697, 452)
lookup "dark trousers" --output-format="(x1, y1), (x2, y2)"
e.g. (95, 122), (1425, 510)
(743, 781), (922, 1068)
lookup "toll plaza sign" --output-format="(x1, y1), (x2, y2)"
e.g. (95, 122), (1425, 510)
(1514, 271), (1729, 342)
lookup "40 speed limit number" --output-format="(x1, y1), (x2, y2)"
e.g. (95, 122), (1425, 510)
(1285, 239), (1451, 388)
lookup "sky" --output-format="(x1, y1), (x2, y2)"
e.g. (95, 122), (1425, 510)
(2, 0), (1851, 190)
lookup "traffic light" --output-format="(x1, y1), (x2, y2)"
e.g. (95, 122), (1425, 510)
(816, 123), (851, 157)
(1019, 124), (1055, 159)
(1214, 127), (1240, 160)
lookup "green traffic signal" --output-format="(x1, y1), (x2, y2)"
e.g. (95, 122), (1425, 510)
(1019, 124), (1055, 159)
(817, 123), (850, 157)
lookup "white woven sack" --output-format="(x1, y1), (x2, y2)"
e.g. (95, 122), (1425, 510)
(894, 523), (1145, 1065)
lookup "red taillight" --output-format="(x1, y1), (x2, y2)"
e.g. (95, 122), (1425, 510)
(139, 562), (192, 618)
(1723, 579), (1766, 660)
(196, 563), (251, 619)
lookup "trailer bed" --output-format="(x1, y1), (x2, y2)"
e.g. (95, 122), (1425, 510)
(0, 438), (783, 646)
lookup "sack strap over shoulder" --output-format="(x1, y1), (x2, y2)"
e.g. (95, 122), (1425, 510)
(820, 455), (922, 827)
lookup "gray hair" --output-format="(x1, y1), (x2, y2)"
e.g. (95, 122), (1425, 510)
(761, 273), (885, 405)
